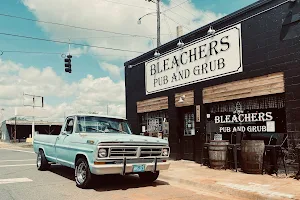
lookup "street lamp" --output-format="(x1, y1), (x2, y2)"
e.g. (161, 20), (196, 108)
(138, 0), (161, 47)
(137, 12), (157, 25)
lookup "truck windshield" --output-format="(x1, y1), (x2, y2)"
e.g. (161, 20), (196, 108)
(75, 116), (132, 134)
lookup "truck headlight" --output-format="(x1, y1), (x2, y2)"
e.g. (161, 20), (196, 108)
(98, 148), (108, 158)
(162, 148), (169, 156)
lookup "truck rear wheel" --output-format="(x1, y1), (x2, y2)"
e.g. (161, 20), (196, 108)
(75, 158), (92, 189)
(37, 150), (50, 171)
(139, 171), (159, 183)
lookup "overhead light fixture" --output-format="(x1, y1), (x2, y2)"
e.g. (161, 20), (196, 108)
(290, 0), (296, 2)
(177, 39), (184, 48)
(178, 95), (185, 103)
(128, 65), (133, 69)
(154, 50), (160, 57)
(207, 26), (215, 36)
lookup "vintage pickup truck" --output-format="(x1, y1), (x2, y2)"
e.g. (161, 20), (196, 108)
(33, 114), (170, 188)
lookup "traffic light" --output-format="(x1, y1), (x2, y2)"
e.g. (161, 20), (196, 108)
(64, 54), (72, 73)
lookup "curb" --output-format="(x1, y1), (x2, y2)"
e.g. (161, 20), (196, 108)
(159, 174), (293, 200)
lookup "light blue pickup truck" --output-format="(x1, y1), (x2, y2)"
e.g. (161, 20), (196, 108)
(33, 114), (170, 188)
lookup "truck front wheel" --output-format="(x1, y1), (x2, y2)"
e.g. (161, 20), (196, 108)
(37, 150), (50, 171)
(139, 171), (159, 183)
(75, 158), (92, 189)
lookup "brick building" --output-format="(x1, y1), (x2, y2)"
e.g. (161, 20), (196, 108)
(124, 0), (300, 163)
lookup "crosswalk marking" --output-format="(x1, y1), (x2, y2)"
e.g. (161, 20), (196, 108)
(0, 178), (33, 185)
(0, 164), (35, 168)
(0, 159), (36, 162)
(0, 148), (35, 154)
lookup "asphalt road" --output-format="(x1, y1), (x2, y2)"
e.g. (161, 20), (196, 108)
(0, 147), (222, 200)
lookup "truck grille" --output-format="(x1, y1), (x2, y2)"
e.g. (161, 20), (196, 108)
(109, 147), (137, 158)
(140, 147), (162, 157)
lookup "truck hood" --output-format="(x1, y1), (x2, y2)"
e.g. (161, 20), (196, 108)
(78, 133), (168, 146)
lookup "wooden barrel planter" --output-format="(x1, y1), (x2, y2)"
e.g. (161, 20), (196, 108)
(208, 140), (229, 169)
(241, 140), (265, 174)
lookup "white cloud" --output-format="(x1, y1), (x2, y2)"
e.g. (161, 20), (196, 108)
(3, 0), (225, 122)
(0, 59), (125, 121)
(69, 46), (89, 58)
(99, 62), (122, 78)
(21, 0), (224, 61)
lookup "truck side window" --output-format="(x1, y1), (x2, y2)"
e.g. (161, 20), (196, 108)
(65, 118), (74, 134)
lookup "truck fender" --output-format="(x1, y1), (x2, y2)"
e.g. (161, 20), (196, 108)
(74, 152), (92, 170)
(37, 147), (46, 156)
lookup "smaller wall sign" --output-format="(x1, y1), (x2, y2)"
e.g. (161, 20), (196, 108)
(196, 105), (201, 122)
(266, 121), (275, 132)
(214, 133), (222, 140)
(147, 118), (163, 133)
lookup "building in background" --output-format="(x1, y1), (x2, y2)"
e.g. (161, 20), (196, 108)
(0, 119), (63, 142)
(124, 0), (300, 163)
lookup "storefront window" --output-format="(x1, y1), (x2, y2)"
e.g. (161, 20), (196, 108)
(205, 94), (286, 144)
(139, 110), (169, 140)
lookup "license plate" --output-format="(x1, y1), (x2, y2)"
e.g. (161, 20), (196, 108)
(132, 165), (145, 172)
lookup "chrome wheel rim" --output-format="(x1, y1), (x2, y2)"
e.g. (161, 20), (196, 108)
(76, 162), (87, 184)
(37, 153), (42, 168)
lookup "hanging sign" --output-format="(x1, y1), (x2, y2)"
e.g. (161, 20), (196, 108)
(145, 24), (242, 94)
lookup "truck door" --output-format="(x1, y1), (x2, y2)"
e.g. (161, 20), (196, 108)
(55, 117), (74, 167)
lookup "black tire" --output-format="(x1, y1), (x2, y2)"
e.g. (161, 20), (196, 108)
(37, 150), (50, 171)
(75, 158), (93, 189)
(139, 171), (159, 183)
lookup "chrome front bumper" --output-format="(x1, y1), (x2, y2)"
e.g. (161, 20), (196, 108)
(90, 158), (170, 175)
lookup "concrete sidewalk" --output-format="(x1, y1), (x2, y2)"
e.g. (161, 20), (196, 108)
(160, 160), (300, 200)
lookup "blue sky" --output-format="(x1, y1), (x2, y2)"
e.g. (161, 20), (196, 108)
(0, 0), (257, 120)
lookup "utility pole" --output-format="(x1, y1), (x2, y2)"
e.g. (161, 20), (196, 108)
(156, 0), (161, 47)
(145, 0), (160, 47)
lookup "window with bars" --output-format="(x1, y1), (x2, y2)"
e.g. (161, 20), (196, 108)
(208, 94), (285, 114)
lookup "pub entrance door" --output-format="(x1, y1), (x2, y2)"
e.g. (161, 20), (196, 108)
(178, 106), (195, 161)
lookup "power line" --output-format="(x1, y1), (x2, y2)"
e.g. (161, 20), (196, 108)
(100, 0), (155, 10)
(163, 5), (191, 23)
(0, 50), (133, 57)
(0, 13), (157, 39)
(0, 35), (156, 40)
(163, 16), (173, 40)
(174, 0), (216, 22)
(164, 15), (191, 31)
(162, 0), (190, 12)
(0, 32), (143, 53)
(148, 0), (191, 27)
(1, 50), (62, 55)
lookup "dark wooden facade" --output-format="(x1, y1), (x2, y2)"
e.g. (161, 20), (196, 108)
(125, 0), (300, 162)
